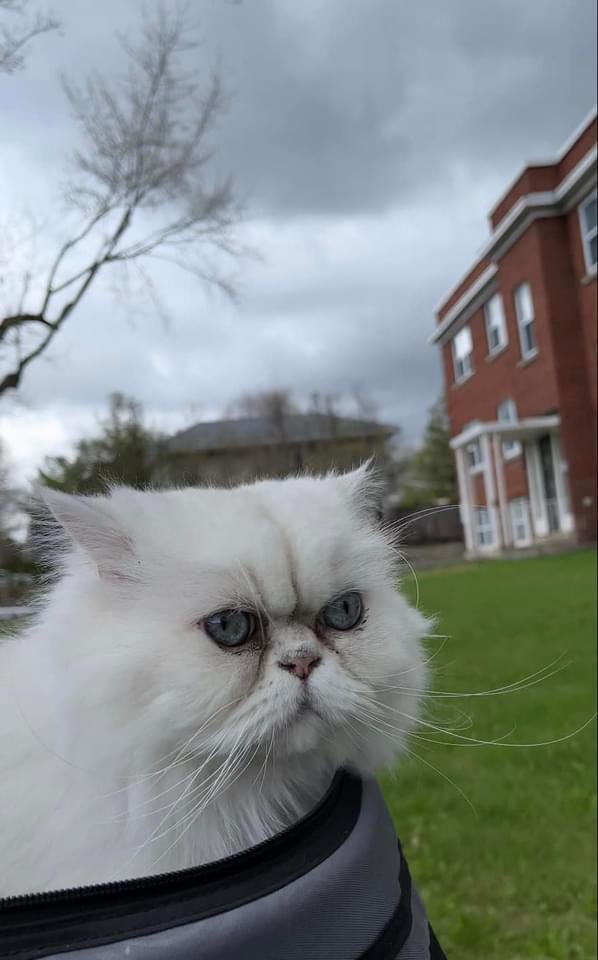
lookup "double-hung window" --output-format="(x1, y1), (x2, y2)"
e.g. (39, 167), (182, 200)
(514, 283), (537, 361)
(497, 398), (521, 459)
(475, 507), (494, 547)
(579, 191), (597, 273)
(452, 325), (474, 383)
(484, 293), (508, 355)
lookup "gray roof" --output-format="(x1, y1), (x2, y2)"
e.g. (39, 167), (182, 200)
(164, 413), (396, 454)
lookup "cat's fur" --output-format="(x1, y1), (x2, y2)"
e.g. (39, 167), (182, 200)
(0, 467), (428, 896)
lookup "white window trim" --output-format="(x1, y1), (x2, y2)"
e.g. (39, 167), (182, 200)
(578, 190), (597, 275)
(484, 294), (508, 357)
(497, 399), (522, 461)
(466, 439), (484, 474)
(474, 507), (495, 548)
(502, 441), (521, 461)
(451, 327), (474, 384)
(509, 498), (532, 547)
(514, 283), (538, 362)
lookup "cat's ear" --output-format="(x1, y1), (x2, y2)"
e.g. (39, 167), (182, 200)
(337, 460), (385, 524)
(37, 487), (136, 580)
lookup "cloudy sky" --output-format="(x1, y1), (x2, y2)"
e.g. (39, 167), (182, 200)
(0, 0), (596, 484)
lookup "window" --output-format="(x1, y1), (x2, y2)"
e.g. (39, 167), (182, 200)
(466, 438), (484, 471)
(497, 398), (521, 459)
(474, 507), (494, 547)
(509, 498), (531, 547)
(484, 293), (508, 355)
(452, 325), (474, 383)
(514, 283), (537, 360)
(579, 191), (597, 273)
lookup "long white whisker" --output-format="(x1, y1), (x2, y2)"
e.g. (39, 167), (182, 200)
(373, 653), (571, 699)
(405, 745), (478, 818)
(148, 739), (262, 871)
(369, 700), (598, 749)
(397, 550), (421, 609)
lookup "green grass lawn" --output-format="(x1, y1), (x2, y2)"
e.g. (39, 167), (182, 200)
(380, 550), (597, 960)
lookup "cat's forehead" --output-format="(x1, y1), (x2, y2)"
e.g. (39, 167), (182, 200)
(138, 476), (380, 613)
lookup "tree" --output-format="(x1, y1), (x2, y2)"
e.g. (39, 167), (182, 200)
(226, 389), (298, 420)
(0, 0), (60, 74)
(403, 398), (457, 504)
(0, 4), (241, 397)
(39, 392), (159, 494)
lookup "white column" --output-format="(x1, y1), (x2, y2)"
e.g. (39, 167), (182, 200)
(525, 441), (549, 537)
(481, 433), (502, 551)
(551, 433), (575, 534)
(455, 446), (475, 553)
(492, 434), (511, 547)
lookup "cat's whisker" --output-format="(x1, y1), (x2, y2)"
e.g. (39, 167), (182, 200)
(360, 693), (511, 742)
(131, 752), (242, 854)
(371, 652), (571, 700)
(176, 742), (262, 848)
(365, 634), (451, 682)
(347, 706), (478, 817)
(155, 696), (245, 776)
(382, 503), (463, 537)
(365, 698), (598, 749)
(404, 745), (478, 818)
(115, 729), (239, 873)
(114, 762), (234, 873)
(148, 739), (262, 869)
(97, 696), (245, 806)
(395, 550), (421, 609)
(254, 731), (275, 794)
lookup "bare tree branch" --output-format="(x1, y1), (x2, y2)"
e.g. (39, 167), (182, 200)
(0, 0), (60, 74)
(1, 3), (242, 398)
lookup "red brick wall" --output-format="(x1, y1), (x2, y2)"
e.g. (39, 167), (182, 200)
(437, 257), (493, 320)
(565, 202), (597, 412)
(472, 473), (486, 507)
(488, 116), (597, 230)
(503, 457), (529, 499)
(535, 217), (597, 541)
(442, 222), (560, 439)
(489, 166), (558, 229)
(557, 118), (598, 181)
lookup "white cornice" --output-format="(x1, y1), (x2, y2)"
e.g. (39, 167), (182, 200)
(487, 105), (597, 223)
(432, 144), (597, 344)
(450, 416), (561, 449)
(429, 265), (498, 344)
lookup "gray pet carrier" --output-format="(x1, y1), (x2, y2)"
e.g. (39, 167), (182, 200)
(1, 771), (446, 959)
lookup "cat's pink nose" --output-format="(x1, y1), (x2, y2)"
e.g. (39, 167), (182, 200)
(278, 654), (321, 680)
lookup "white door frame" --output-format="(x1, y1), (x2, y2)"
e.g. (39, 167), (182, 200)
(525, 440), (549, 537)
(550, 434), (575, 533)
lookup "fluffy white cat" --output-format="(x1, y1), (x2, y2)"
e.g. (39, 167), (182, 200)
(0, 467), (428, 897)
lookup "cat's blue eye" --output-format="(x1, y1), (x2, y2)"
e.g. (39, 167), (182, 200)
(319, 592), (364, 631)
(203, 609), (256, 647)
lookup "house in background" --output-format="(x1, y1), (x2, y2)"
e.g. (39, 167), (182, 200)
(431, 108), (597, 556)
(154, 413), (396, 487)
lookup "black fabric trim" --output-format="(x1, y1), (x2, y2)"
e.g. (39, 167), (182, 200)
(0, 770), (361, 960)
(357, 839), (412, 960)
(428, 924), (448, 960)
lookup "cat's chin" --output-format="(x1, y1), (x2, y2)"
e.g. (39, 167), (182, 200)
(281, 704), (326, 755)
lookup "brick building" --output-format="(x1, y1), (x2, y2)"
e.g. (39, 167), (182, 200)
(431, 109), (597, 556)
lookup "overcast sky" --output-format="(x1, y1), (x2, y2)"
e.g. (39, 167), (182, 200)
(0, 0), (596, 484)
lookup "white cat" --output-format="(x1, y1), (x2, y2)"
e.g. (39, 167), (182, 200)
(0, 467), (428, 896)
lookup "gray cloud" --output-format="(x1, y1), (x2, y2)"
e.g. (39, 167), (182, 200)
(0, 0), (595, 481)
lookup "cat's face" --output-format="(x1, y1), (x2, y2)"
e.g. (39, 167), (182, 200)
(42, 468), (428, 778)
